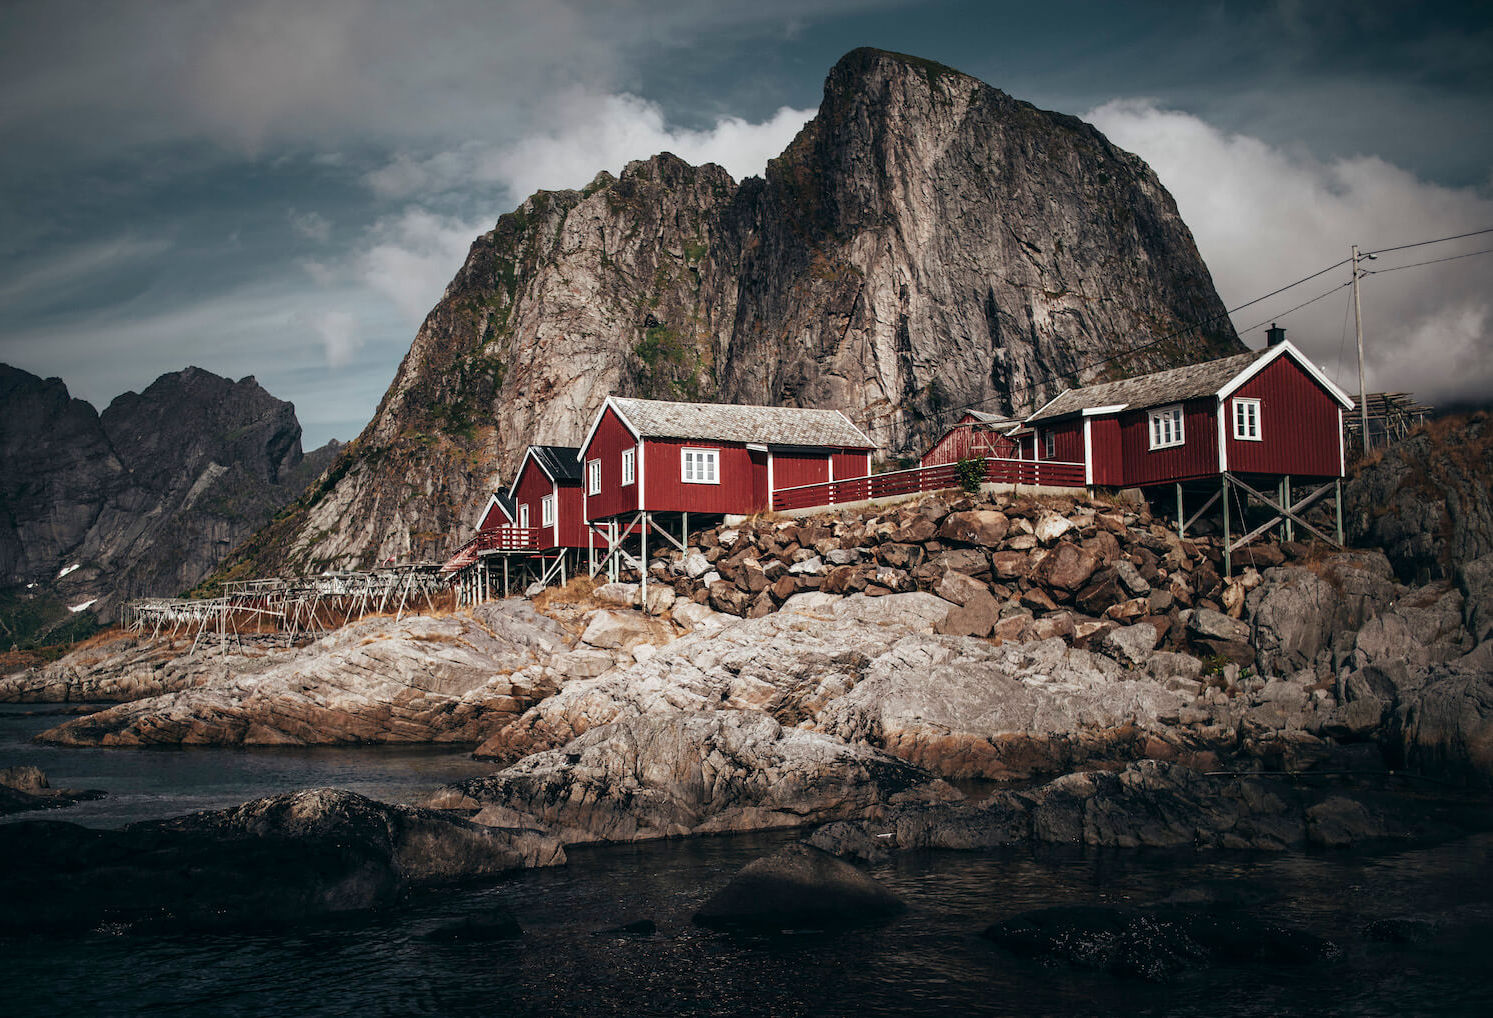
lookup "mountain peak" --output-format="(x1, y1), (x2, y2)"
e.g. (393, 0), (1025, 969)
(216, 50), (1240, 574)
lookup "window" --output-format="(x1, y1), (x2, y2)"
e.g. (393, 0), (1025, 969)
(1042, 431), (1055, 459)
(541, 494), (554, 527)
(587, 458), (601, 495)
(1148, 405), (1185, 450)
(681, 447), (719, 484)
(519, 503), (529, 528)
(1233, 398), (1262, 441)
(621, 448), (635, 486)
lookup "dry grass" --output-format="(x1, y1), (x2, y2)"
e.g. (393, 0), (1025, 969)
(532, 574), (599, 613)
(408, 632), (467, 645)
(71, 627), (130, 652)
(0, 648), (44, 672)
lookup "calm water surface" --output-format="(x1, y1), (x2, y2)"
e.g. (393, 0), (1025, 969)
(3, 704), (1491, 1016)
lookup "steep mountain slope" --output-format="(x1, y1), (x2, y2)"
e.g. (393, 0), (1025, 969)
(229, 48), (1240, 575)
(0, 365), (337, 640)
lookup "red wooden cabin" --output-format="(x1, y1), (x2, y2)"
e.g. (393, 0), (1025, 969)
(1025, 336), (1353, 570)
(578, 396), (875, 524)
(920, 411), (1021, 468)
(507, 445), (589, 550)
(1024, 338), (1351, 488)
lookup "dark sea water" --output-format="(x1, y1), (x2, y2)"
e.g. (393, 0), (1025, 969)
(4, 704), (1492, 1017)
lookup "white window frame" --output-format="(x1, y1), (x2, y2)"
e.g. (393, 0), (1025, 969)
(1042, 430), (1055, 459)
(1148, 405), (1185, 450)
(519, 503), (530, 528)
(1232, 398), (1262, 441)
(681, 447), (719, 484)
(621, 448), (635, 486)
(587, 458), (601, 495)
(541, 494), (555, 527)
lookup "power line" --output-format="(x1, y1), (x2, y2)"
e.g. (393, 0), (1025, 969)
(1364, 245), (1493, 275)
(863, 254), (1357, 431)
(1236, 280), (1354, 336)
(1366, 225), (1493, 257)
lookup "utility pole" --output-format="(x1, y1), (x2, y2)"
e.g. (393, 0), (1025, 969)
(1352, 244), (1369, 454)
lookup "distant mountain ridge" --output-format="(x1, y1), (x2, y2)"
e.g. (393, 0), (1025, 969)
(0, 364), (338, 642)
(217, 47), (1242, 577)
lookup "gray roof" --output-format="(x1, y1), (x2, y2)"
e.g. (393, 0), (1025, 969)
(1028, 348), (1264, 422)
(964, 410), (1020, 428)
(609, 397), (874, 449)
(528, 445), (583, 483)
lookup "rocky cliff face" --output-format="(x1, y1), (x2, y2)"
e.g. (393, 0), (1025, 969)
(0, 365), (337, 637)
(232, 47), (1240, 574)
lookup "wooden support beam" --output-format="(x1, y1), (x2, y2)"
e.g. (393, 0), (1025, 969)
(1184, 489), (1221, 535)
(1224, 473), (1341, 550)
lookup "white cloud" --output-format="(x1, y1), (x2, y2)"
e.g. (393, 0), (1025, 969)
(298, 309), (362, 368)
(356, 207), (483, 325)
(1087, 99), (1493, 405)
(484, 92), (815, 200)
(364, 92), (814, 202)
(0, 235), (172, 306)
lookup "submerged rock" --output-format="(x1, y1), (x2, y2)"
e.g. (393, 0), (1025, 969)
(983, 905), (1337, 981)
(0, 788), (562, 931)
(0, 765), (105, 815)
(694, 843), (905, 930)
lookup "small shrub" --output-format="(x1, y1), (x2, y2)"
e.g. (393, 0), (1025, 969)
(955, 457), (985, 494)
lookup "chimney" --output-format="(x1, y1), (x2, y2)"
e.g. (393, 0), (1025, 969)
(1266, 323), (1286, 347)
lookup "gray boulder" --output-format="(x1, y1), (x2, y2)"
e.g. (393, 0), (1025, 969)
(694, 843), (905, 929)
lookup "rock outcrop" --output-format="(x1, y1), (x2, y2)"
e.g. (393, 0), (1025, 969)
(218, 47), (1239, 576)
(0, 363), (339, 638)
(807, 760), (1458, 860)
(0, 631), (222, 702)
(33, 601), (568, 747)
(438, 709), (957, 844)
(1344, 413), (1493, 583)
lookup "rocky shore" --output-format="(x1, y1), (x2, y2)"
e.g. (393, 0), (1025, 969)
(4, 482), (1491, 928)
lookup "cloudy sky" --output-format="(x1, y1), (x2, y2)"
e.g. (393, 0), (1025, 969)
(2, 0), (1489, 447)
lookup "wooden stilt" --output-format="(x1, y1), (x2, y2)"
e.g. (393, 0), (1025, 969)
(1335, 478), (1344, 546)
(1283, 476), (1294, 542)
(1176, 483), (1184, 539)
(1222, 475), (1232, 577)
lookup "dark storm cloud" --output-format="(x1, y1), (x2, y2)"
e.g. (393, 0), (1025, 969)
(0, 0), (1488, 447)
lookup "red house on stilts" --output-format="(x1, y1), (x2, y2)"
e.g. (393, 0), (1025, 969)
(1023, 330), (1353, 570)
(577, 396), (875, 580)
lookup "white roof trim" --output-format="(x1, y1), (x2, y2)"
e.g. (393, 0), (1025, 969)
(1081, 404), (1128, 416)
(833, 409), (875, 449)
(578, 396), (642, 460)
(506, 446), (555, 501)
(745, 442), (768, 452)
(1216, 339), (1355, 408)
(1026, 388), (1071, 422)
(478, 492), (513, 527)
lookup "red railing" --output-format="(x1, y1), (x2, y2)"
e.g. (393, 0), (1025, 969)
(771, 456), (1086, 512)
(473, 525), (550, 552)
(443, 525), (551, 572)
